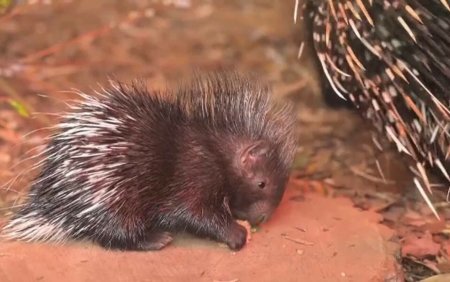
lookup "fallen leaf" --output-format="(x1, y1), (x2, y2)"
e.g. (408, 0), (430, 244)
(8, 99), (30, 118)
(403, 210), (427, 227)
(0, 0), (14, 14)
(421, 221), (446, 234)
(292, 153), (309, 170)
(402, 232), (441, 259)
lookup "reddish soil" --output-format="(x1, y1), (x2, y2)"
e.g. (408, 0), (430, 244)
(0, 0), (448, 281)
(0, 188), (400, 282)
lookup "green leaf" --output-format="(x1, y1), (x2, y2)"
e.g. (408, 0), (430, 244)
(0, 0), (14, 13)
(292, 153), (310, 170)
(0, 0), (12, 8)
(9, 99), (30, 117)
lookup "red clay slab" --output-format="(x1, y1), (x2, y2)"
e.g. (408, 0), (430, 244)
(0, 186), (401, 282)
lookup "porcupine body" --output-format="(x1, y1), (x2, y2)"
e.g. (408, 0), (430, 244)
(1, 72), (297, 251)
(305, 0), (450, 213)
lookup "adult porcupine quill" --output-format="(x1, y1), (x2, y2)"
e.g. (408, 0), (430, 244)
(1, 72), (297, 251)
(298, 0), (450, 217)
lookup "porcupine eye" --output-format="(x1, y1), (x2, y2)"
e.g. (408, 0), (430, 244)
(257, 182), (266, 189)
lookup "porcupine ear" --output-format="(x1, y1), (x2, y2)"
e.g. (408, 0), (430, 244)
(240, 141), (269, 175)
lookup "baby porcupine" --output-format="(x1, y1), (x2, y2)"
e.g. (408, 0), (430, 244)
(303, 0), (450, 216)
(1, 72), (297, 251)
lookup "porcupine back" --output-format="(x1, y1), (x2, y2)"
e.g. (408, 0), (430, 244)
(305, 0), (450, 215)
(1, 72), (296, 244)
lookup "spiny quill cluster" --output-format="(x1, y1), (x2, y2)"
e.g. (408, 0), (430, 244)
(300, 0), (450, 217)
(1, 73), (296, 250)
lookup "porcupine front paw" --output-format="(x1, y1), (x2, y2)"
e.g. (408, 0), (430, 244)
(224, 222), (247, 251)
(139, 231), (174, 251)
(95, 231), (173, 251)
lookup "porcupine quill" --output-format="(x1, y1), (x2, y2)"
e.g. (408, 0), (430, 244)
(298, 0), (450, 219)
(1, 72), (297, 251)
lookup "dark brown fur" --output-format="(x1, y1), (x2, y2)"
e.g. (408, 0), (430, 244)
(2, 72), (297, 251)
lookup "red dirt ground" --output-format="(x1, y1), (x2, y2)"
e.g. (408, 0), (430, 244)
(0, 188), (401, 282)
